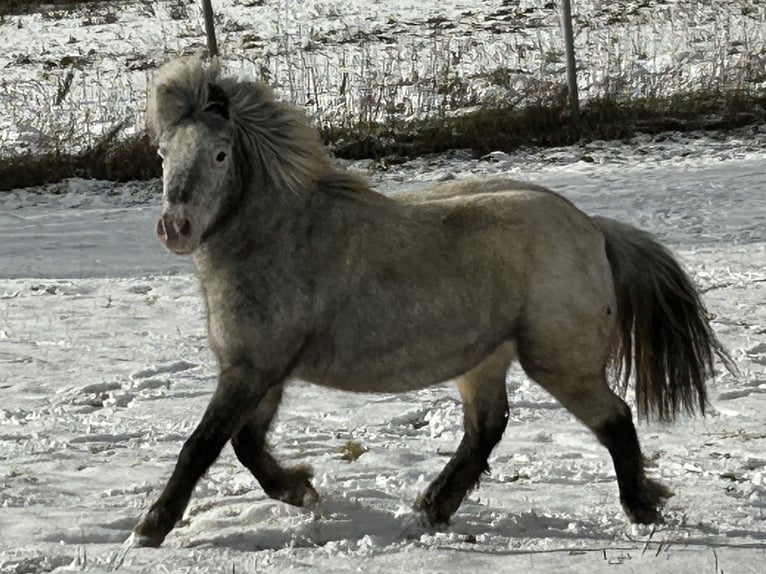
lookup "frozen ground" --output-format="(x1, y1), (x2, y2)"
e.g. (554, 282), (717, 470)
(0, 132), (765, 572)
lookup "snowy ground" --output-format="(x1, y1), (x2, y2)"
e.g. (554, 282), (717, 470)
(1, 132), (765, 572)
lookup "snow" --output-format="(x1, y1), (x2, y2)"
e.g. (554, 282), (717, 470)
(1, 133), (765, 572)
(1, 0), (764, 155)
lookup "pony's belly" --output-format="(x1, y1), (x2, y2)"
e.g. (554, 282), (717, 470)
(294, 366), (455, 393)
(294, 335), (505, 394)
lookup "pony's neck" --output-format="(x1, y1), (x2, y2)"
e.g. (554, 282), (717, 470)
(193, 143), (323, 271)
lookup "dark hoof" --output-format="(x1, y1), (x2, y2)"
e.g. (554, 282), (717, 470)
(129, 531), (164, 548)
(624, 503), (662, 524)
(623, 478), (673, 524)
(133, 507), (175, 548)
(413, 492), (451, 527)
(267, 464), (319, 507)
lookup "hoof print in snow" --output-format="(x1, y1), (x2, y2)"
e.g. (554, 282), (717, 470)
(131, 360), (197, 380)
(127, 284), (153, 295)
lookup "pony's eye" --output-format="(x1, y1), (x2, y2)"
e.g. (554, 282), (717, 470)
(215, 151), (227, 163)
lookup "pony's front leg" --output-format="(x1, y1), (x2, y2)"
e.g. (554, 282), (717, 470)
(231, 383), (318, 507)
(133, 361), (267, 547)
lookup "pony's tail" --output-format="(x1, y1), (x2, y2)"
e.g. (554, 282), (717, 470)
(593, 216), (735, 421)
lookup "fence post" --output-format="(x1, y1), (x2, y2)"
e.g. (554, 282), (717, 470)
(560, 0), (580, 129)
(201, 0), (219, 57)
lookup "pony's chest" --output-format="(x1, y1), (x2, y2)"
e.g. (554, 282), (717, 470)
(202, 278), (305, 363)
(201, 281), (263, 352)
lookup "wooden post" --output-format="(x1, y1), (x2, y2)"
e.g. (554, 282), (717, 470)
(201, 0), (218, 57)
(560, 0), (580, 128)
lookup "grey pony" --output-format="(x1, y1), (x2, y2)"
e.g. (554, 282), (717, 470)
(134, 57), (728, 547)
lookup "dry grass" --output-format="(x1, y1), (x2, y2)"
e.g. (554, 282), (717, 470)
(0, 0), (141, 13)
(325, 88), (766, 161)
(1, 1), (764, 189)
(0, 0), (121, 16)
(0, 133), (159, 191)
(338, 440), (367, 462)
(1, 87), (763, 190)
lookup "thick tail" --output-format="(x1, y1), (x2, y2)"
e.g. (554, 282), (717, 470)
(594, 216), (734, 421)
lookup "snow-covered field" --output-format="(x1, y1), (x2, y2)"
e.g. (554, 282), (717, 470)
(1, 132), (765, 572)
(2, 0), (764, 156)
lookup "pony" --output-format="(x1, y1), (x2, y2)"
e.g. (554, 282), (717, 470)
(132, 57), (729, 547)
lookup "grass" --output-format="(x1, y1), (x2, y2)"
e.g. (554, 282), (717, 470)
(0, 133), (159, 191)
(327, 88), (766, 160)
(0, 87), (763, 191)
(1, 0), (764, 189)
(0, 0), (122, 16)
(338, 440), (367, 462)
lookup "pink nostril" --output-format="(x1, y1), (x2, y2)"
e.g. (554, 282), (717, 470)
(179, 219), (192, 237)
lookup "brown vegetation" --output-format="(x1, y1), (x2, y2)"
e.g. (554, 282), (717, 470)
(1, 88), (763, 191)
(326, 88), (766, 160)
(0, 0), (122, 16)
(0, 133), (159, 191)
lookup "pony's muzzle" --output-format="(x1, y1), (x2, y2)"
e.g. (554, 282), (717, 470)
(157, 214), (193, 253)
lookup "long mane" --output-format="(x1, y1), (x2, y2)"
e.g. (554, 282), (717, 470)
(146, 57), (336, 197)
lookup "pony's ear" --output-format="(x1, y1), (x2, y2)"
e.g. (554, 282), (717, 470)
(204, 82), (229, 119)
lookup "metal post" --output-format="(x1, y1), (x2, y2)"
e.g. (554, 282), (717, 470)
(560, 0), (580, 127)
(201, 0), (218, 57)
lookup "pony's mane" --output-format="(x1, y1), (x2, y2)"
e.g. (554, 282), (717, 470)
(146, 57), (336, 197)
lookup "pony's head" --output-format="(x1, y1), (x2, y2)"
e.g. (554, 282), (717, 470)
(147, 57), (333, 254)
(147, 59), (240, 254)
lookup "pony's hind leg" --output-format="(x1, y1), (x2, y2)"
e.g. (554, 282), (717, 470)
(415, 341), (515, 525)
(520, 359), (671, 523)
(231, 383), (318, 506)
(593, 396), (672, 523)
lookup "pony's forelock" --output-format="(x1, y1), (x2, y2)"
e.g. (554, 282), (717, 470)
(147, 57), (334, 198)
(146, 57), (223, 139)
